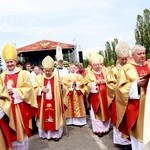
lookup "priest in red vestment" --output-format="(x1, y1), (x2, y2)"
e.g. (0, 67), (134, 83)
(107, 41), (131, 146)
(116, 44), (150, 150)
(35, 55), (64, 141)
(85, 53), (111, 137)
(1, 43), (37, 150)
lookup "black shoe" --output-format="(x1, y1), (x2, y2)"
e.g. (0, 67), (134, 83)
(97, 133), (103, 137)
(48, 138), (52, 141)
(114, 144), (132, 150)
(53, 138), (60, 142)
(124, 145), (132, 150)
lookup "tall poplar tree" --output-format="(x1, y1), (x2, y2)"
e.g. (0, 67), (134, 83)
(104, 38), (118, 66)
(135, 9), (150, 58)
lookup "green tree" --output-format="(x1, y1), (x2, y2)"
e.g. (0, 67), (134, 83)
(135, 9), (150, 58)
(103, 38), (118, 66)
(83, 59), (89, 68)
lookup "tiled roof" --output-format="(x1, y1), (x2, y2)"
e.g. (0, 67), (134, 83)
(17, 40), (74, 53)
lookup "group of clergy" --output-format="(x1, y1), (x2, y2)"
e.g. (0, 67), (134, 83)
(0, 42), (150, 150)
(106, 42), (150, 150)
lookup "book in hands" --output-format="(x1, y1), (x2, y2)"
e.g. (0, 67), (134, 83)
(141, 72), (150, 79)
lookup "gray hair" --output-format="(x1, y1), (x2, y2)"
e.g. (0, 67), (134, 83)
(131, 44), (146, 54)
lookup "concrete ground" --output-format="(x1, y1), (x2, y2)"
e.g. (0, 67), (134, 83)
(29, 117), (131, 150)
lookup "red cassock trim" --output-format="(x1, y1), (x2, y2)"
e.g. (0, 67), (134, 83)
(89, 72), (110, 121)
(118, 64), (150, 135)
(118, 100), (139, 136)
(19, 102), (33, 137)
(109, 99), (117, 125)
(37, 96), (42, 118)
(43, 77), (56, 131)
(0, 117), (12, 148)
(89, 93), (100, 114)
(126, 100), (140, 130)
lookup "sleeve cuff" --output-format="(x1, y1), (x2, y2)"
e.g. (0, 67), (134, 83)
(129, 81), (140, 99)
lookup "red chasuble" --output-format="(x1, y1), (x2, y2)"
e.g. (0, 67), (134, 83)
(4, 73), (33, 141)
(0, 116), (12, 149)
(119, 64), (150, 135)
(37, 96), (42, 119)
(43, 77), (56, 131)
(89, 72), (110, 121)
(109, 99), (117, 125)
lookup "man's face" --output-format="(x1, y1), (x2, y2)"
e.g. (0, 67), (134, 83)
(33, 67), (41, 75)
(92, 63), (103, 72)
(58, 61), (63, 67)
(132, 48), (146, 65)
(16, 64), (23, 69)
(69, 65), (76, 73)
(77, 64), (84, 70)
(26, 64), (32, 71)
(118, 57), (128, 66)
(44, 68), (53, 77)
(6, 60), (16, 71)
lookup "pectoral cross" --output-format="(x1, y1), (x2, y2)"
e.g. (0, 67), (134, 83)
(45, 114), (54, 122)
(140, 70), (148, 77)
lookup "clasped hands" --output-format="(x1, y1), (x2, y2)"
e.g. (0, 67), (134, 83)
(95, 79), (106, 85)
(42, 86), (49, 93)
(7, 85), (13, 96)
(70, 81), (80, 91)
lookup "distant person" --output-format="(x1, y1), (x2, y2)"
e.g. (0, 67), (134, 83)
(25, 62), (33, 72)
(54, 60), (68, 78)
(33, 65), (43, 76)
(16, 60), (24, 69)
(76, 62), (86, 77)
(63, 64), (87, 126)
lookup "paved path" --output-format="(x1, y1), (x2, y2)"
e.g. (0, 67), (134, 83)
(29, 118), (129, 150)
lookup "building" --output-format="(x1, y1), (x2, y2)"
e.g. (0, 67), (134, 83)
(17, 39), (76, 65)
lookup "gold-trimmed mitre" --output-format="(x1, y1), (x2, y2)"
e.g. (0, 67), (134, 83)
(2, 43), (18, 61)
(86, 52), (98, 62)
(115, 41), (130, 58)
(56, 45), (63, 61)
(88, 53), (104, 64)
(42, 55), (54, 69)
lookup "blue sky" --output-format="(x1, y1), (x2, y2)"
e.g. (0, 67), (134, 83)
(0, 0), (149, 66)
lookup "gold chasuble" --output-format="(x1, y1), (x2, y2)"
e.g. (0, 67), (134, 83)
(35, 73), (64, 130)
(0, 76), (12, 150)
(63, 73), (86, 119)
(116, 60), (150, 142)
(106, 64), (121, 125)
(143, 78), (150, 150)
(85, 67), (110, 121)
(1, 68), (38, 142)
(106, 64), (120, 107)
